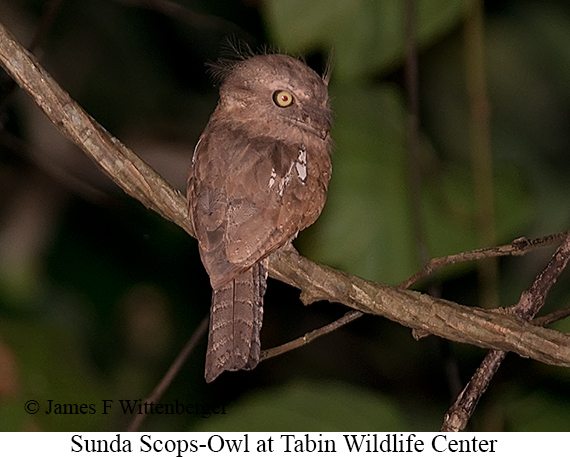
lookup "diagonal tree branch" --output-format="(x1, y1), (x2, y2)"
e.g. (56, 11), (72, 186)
(2, 20), (570, 369)
(260, 231), (569, 361)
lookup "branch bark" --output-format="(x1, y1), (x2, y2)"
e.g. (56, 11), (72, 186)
(2, 20), (570, 369)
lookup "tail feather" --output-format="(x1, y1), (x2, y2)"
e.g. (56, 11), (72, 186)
(205, 260), (267, 382)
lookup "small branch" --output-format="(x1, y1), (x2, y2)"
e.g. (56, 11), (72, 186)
(400, 233), (568, 289)
(533, 307), (570, 328)
(126, 315), (208, 432)
(260, 310), (361, 362)
(442, 232), (570, 432)
(441, 349), (506, 432)
(517, 236), (570, 320)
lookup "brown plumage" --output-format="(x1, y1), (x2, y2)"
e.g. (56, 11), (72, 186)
(188, 53), (333, 382)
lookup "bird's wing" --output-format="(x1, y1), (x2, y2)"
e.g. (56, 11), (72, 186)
(188, 120), (330, 289)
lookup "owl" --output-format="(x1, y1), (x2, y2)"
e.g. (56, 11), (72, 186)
(188, 53), (332, 382)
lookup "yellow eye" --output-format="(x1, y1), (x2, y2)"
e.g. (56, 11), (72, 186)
(273, 90), (294, 107)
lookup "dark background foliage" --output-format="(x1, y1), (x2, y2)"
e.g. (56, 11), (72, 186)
(0, 0), (569, 431)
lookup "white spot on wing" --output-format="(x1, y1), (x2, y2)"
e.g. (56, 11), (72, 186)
(271, 145), (310, 197)
(295, 145), (307, 183)
(268, 168), (277, 188)
(277, 162), (295, 197)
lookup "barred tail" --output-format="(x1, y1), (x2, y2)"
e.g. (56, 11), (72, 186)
(204, 260), (267, 382)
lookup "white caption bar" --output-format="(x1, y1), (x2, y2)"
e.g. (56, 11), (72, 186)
(1, 432), (562, 456)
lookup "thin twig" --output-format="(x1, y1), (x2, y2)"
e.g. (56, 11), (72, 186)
(126, 315), (208, 432)
(441, 349), (506, 432)
(260, 310), (361, 362)
(400, 232), (568, 289)
(532, 307), (570, 328)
